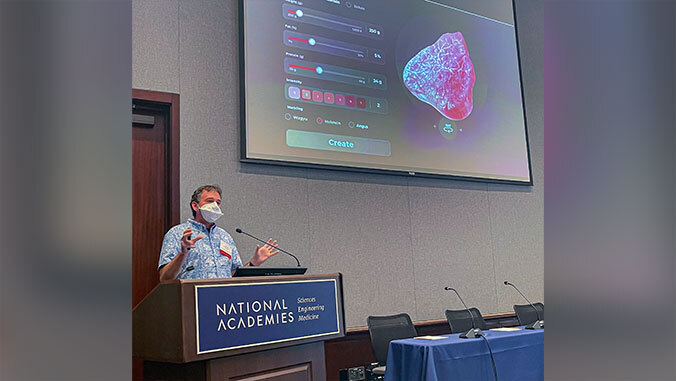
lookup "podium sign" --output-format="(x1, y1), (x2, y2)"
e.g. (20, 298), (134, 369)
(195, 278), (340, 354)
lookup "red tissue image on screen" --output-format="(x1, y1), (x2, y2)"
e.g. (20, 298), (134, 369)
(402, 32), (475, 121)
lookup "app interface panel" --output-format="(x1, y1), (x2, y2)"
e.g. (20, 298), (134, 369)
(244, 0), (530, 182)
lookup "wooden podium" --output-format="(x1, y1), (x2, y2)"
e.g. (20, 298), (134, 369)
(133, 274), (345, 381)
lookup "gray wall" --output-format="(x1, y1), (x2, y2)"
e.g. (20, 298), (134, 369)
(133, 0), (543, 328)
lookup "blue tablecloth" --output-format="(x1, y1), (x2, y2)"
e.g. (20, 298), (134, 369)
(384, 328), (543, 381)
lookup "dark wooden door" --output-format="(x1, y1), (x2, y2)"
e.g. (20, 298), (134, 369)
(132, 89), (180, 381)
(132, 102), (168, 307)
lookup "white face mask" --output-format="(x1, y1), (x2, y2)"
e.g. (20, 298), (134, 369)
(199, 202), (223, 223)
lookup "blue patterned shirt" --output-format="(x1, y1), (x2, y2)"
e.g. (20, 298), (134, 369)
(158, 219), (243, 279)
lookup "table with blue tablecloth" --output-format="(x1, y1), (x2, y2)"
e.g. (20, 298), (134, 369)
(384, 328), (543, 381)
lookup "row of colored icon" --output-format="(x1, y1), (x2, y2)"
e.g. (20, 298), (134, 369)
(288, 86), (367, 109)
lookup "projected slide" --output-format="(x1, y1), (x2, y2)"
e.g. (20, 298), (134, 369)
(242, 0), (531, 183)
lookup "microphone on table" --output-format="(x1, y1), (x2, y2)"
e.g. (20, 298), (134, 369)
(178, 265), (194, 278)
(235, 228), (301, 267)
(444, 287), (483, 339)
(445, 286), (499, 381)
(504, 281), (543, 329)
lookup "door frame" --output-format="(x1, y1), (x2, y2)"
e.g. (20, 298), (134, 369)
(132, 89), (181, 227)
(132, 89), (180, 381)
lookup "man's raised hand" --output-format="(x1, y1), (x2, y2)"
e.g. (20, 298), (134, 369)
(180, 228), (203, 255)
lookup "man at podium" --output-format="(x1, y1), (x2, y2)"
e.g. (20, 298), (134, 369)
(158, 184), (280, 280)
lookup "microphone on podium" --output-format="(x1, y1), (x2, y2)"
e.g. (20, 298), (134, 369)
(444, 287), (483, 339)
(235, 228), (301, 267)
(178, 265), (194, 278)
(503, 281), (543, 329)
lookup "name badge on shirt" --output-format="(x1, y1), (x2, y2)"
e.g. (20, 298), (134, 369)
(219, 241), (232, 259)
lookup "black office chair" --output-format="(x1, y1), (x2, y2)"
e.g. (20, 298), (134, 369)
(513, 302), (544, 326)
(366, 313), (418, 376)
(444, 308), (488, 334)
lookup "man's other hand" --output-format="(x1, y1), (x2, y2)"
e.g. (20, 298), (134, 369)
(252, 239), (280, 266)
